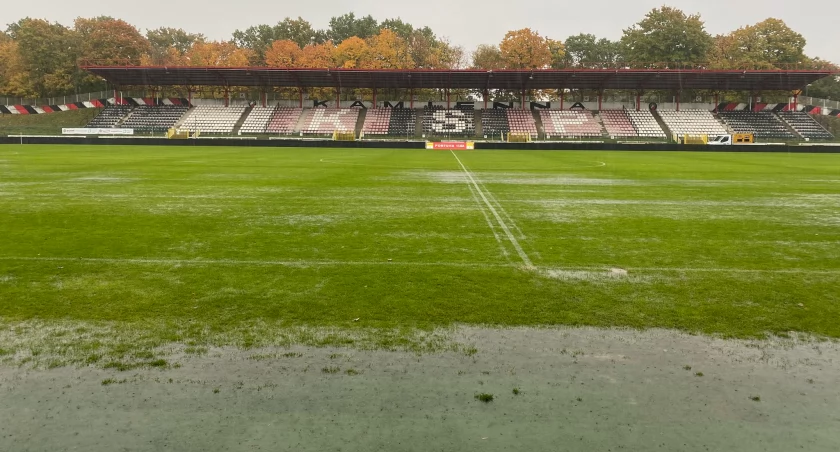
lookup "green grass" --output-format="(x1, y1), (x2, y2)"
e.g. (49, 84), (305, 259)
(0, 145), (839, 363)
(0, 110), (100, 136)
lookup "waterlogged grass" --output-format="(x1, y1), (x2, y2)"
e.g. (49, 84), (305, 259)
(0, 145), (839, 365)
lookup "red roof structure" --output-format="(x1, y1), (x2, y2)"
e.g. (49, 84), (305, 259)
(82, 66), (834, 92)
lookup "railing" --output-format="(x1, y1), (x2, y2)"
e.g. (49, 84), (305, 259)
(1, 91), (113, 107)
(799, 96), (840, 111)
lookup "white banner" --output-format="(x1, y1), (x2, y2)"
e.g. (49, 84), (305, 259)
(62, 128), (134, 135)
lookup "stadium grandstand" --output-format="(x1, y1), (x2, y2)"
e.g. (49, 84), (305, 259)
(60, 66), (839, 141)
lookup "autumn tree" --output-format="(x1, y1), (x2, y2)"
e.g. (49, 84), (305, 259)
(298, 41), (334, 68)
(233, 17), (324, 65)
(264, 39), (302, 67)
(499, 28), (552, 69)
(0, 40), (32, 96)
(563, 34), (620, 67)
(471, 44), (504, 69)
(730, 19), (806, 68)
(8, 18), (81, 97)
(145, 27), (204, 65)
(379, 18), (415, 40)
(365, 29), (413, 69)
(184, 41), (253, 67)
(332, 36), (370, 68)
(621, 7), (712, 65)
(327, 13), (379, 43)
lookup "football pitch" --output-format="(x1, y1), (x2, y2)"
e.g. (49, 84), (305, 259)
(1, 145), (839, 359)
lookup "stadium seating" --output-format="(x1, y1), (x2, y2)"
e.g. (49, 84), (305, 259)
(423, 107), (475, 136)
(717, 111), (795, 139)
(362, 108), (416, 137)
(238, 107), (276, 134)
(658, 110), (728, 136)
(180, 106), (247, 134)
(86, 106), (132, 128)
(121, 105), (189, 133)
(362, 109), (391, 136)
(599, 110), (637, 138)
(540, 110), (603, 138)
(481, 109), (510, 136)
(627, 110), (667, 138)
(299, 108), (360, 135)
(387, 109), (416, 136)
(265, 107), (303, 134)
(507, 110), (538, 139)
(777, 112), (834, 140)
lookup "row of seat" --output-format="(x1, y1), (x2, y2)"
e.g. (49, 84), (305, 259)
(659, 110), (728, 136)
(180, 106), (246, 133)
(778, 112), (834, 140)
(540, 110), (603, 138)
(717, 111), (795, 139)
(87, 106), (133, 128)
(423, 107), (475, 136)
(121, 106), (189, 133)
(362, 109), (416, 136)
(298, 108), (359, 135)
(85, 105), (834, 140)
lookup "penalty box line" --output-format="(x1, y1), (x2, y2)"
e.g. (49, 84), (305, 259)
(450, 151), (534, 268)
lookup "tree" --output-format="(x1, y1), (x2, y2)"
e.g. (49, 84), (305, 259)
(731, 19), (806, 68)
(365, 29), (413, 69)
(75, 17), (150, 66)
(298, 41), (334, 68)
(546, 38), (566, 69)
(380, 18), (414, 40)
(499, 28), (552, 69)
(232, 18), (323, 65)
(471, 44), (504, 69)
(430, 38), (465, 69)
(275, 17), (323, 47)
(0, 40), (32, 96)
(8, 18), (81, 97)
(184, 41), (253, 67)
(621, 6), (712, 65)
(563, 34), (620, 67)
(264, 39), (302, 67)
(332, 36), (370, 68)
(145, 27), (204, 65)
(327, 13), (379, 43)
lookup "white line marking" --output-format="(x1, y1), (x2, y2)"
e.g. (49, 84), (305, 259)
(541, 266), (840, 275)
(478, 180), (527, 239)
(465, 181), (510, 260)
(2, 257), (837, 275)
(450, 151), (533, 267)
(0, 257), (512, 269)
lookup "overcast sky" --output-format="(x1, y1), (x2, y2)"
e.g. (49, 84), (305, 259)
(4, 0), (838, 63)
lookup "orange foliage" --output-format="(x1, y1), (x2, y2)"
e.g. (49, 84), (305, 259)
(499, 28), (552, 69)
(365, 29), (413, 69)
(264, 40), (302, 67)
(298, 42), (334, 68)
(185, 41), (253, 67)
(332, 36), (369, 68)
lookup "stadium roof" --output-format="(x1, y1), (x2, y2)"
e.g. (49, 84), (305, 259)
(82, 66), (834, 92)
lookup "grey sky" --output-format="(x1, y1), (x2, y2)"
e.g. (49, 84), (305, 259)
(4, 0), (838, 63)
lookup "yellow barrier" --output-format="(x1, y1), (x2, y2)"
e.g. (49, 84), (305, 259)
(333, 130), (356, 141)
